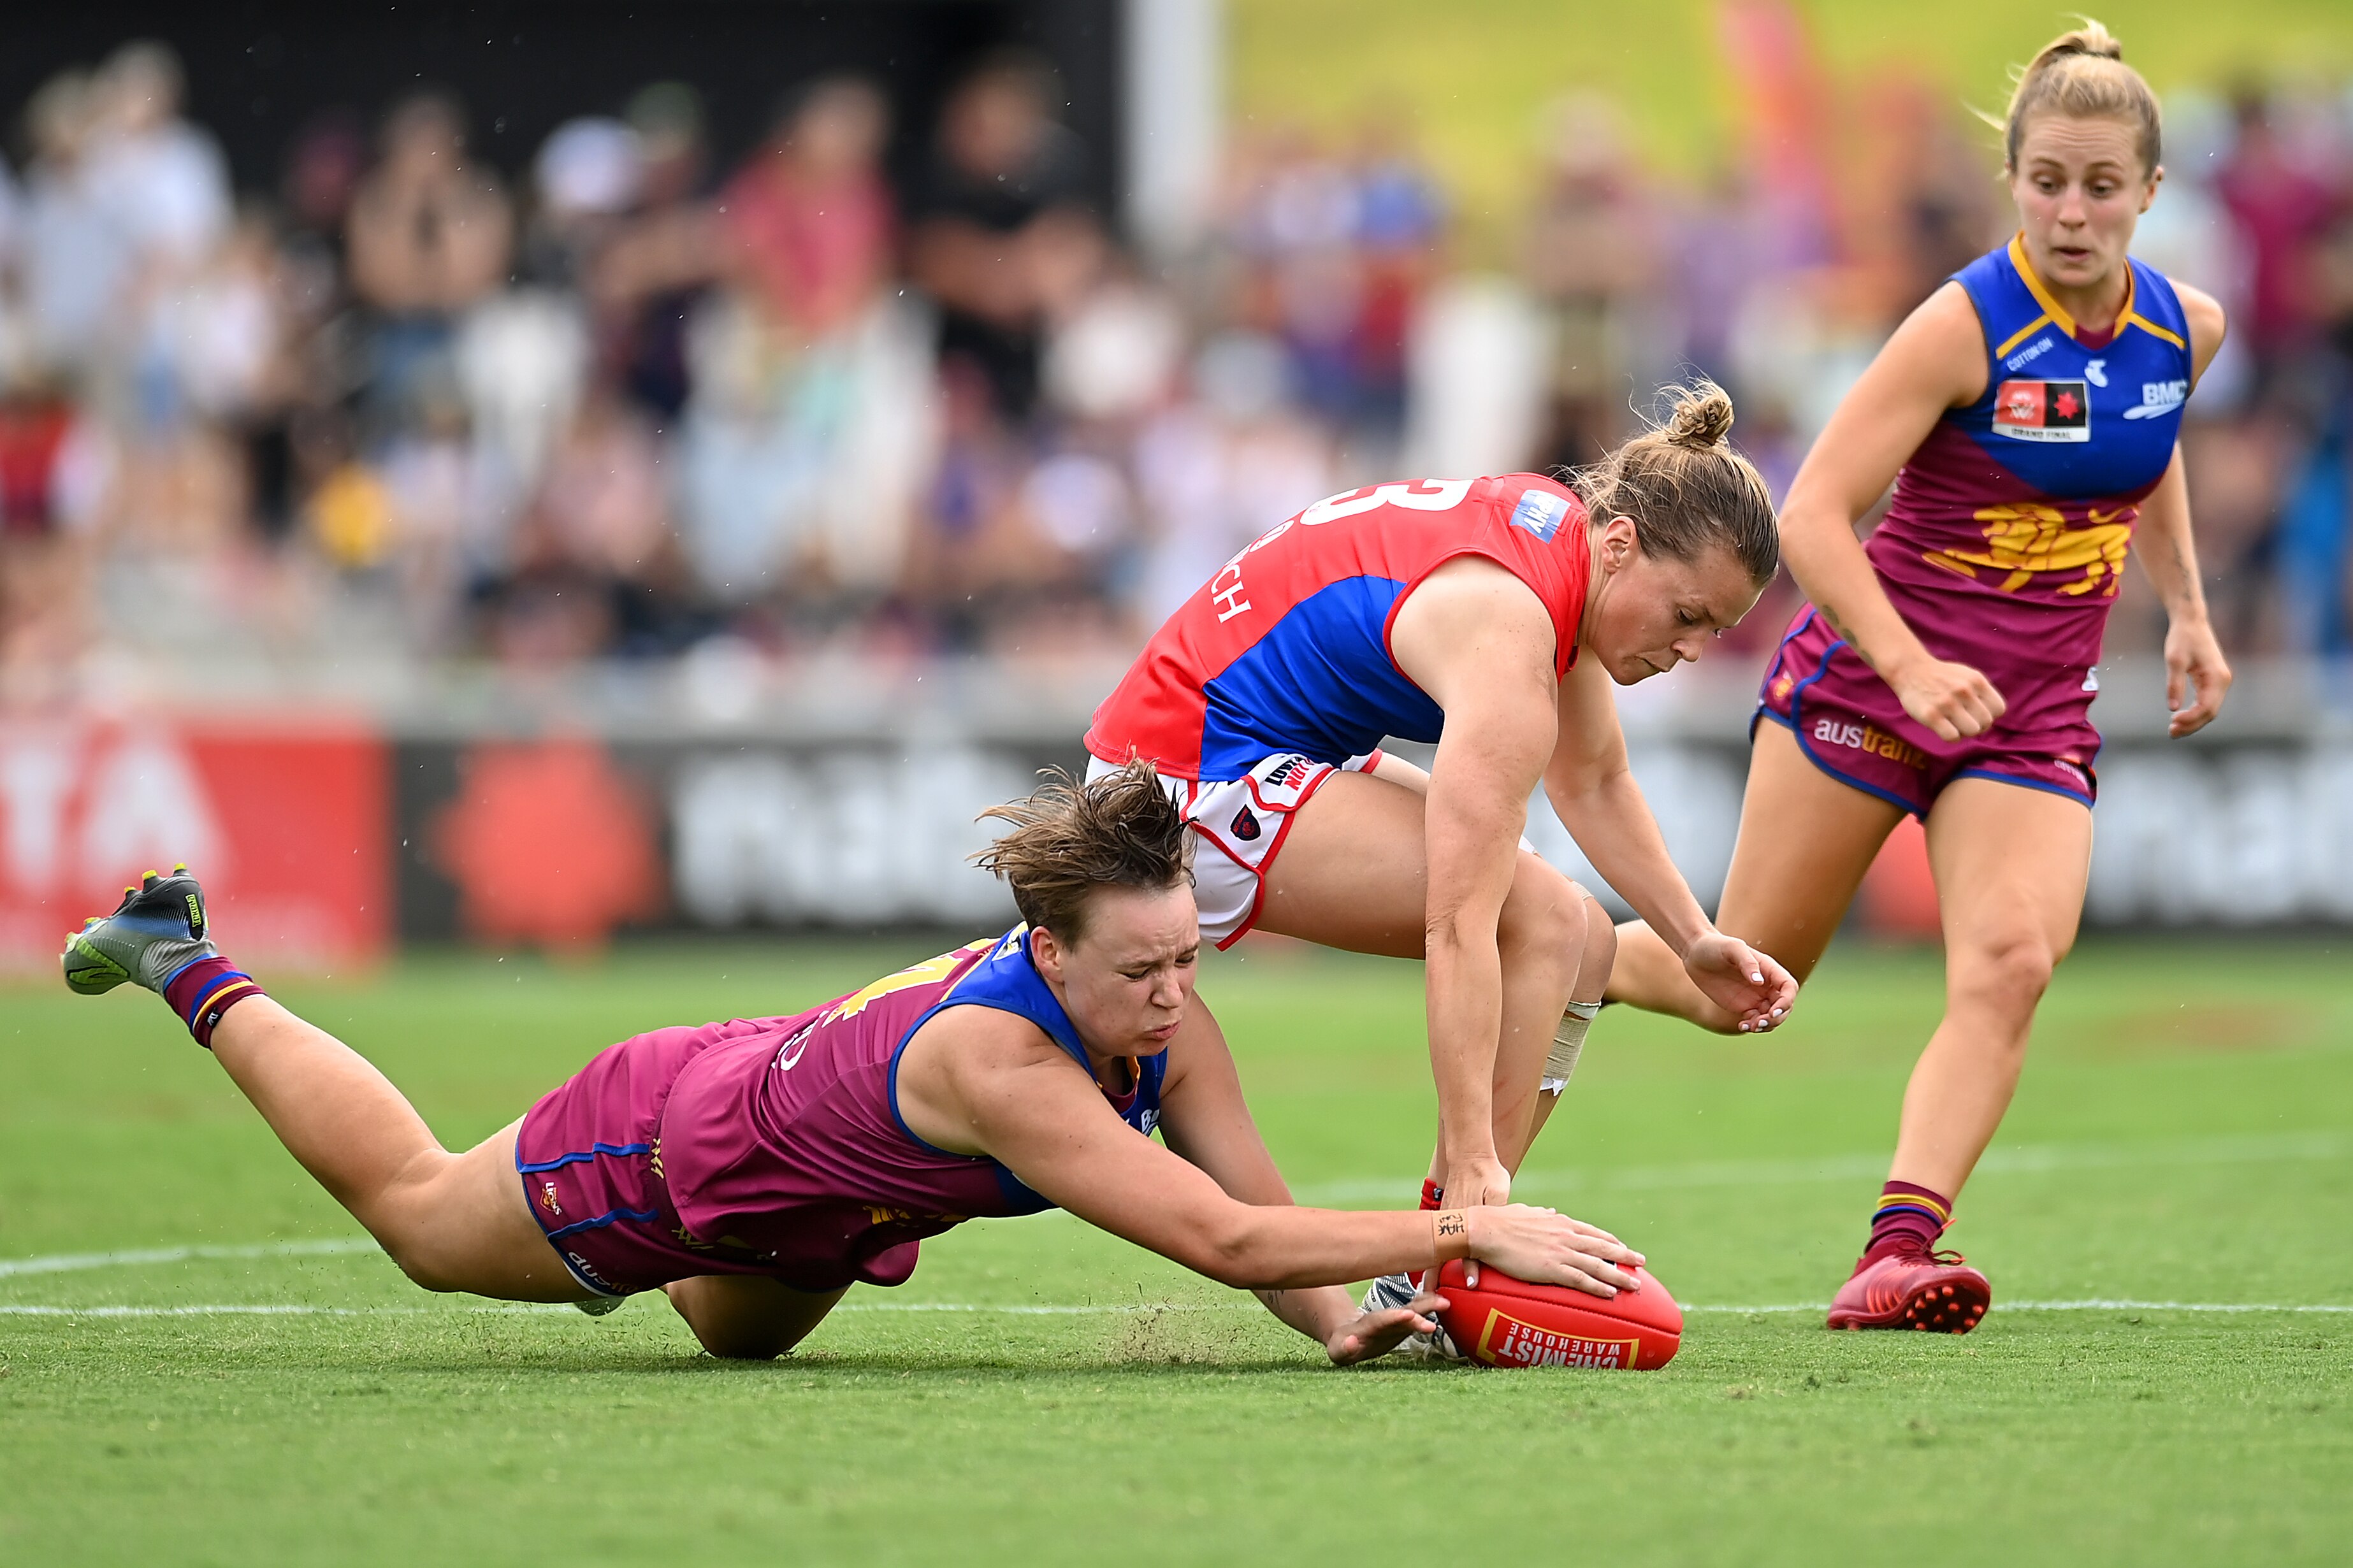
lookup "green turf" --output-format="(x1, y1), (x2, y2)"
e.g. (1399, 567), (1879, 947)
(3, 935), (2350, 1565)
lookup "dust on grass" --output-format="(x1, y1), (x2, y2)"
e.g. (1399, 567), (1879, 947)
(2087, 1002), (2317, 1058)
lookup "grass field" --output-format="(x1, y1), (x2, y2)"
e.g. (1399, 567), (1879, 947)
(3, 935), (2350, 1564)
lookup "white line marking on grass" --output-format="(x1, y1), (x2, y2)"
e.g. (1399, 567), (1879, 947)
(0, 1304), (574, 1318)
(1686, 1300), (2353, 1314)
(12, 1131), (2342, 1281)
(0, 1239), (379, 1278)
(0, 1301), (1248, 1319)
(831, 1302), (1239, 1314)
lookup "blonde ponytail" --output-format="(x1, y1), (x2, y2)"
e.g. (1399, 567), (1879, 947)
(2001, 20), (2161, 173)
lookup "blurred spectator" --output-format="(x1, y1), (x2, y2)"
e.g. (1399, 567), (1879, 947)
(678, 78), (935, 614)
(2218, 89), (2353, 664)
(909, 54), (1097, 423)
(1523, 92), (1662, 467)
(590, 83), (717, 422)
(346, 94), (513, 436)
(18, 71), (133, 381)
(85, 43), (231, 278)
(1, 30), (2347, 699)
(2219, 93), (2343, 377)
(348, 94), (513, 315)
(1131, 331), (1331, 626)
(526, 117), (644, 288)
(721, 78), (894, 340)
(481, 389), (684, 663)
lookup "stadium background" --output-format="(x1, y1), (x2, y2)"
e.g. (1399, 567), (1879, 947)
(2, 0), (2352, 970)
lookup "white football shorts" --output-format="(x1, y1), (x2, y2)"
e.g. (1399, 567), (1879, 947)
(1083, 749), (1380, 946)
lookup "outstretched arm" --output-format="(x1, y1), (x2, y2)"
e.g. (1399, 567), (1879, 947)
(1545, 657), (1794, 1032)
(1152, 996), (1438, 1365)
(908, 1008), (1644, 1304)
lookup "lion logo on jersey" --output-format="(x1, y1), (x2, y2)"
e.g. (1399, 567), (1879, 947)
(1923, 504), (2132, 596)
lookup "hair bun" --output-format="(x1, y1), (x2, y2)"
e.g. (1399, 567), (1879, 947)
(1662, 380), (1736, 450)
(2047, 24), (2124, 62)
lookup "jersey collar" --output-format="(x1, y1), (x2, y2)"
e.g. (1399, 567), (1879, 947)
(2006, 233), (2183, 352)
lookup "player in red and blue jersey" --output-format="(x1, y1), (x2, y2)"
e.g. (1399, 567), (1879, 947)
(1606, 26), (2233, 1332)
(62, 765), (1643, 1362)
(1085, 384), (1801, 1336)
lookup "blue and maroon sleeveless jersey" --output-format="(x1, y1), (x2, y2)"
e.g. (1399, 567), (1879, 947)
(655, 926), (1165, 1290)
(1866, 235), (2194, 672)
(1086, 474), (1593, 781)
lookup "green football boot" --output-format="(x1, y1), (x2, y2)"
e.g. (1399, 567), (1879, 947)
(63, 865), (217, 996)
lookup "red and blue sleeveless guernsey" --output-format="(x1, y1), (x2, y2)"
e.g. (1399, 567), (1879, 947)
(1758, 236), (2195, 815)
(1087, 474), (1592, 780)
(513, 926), (1166, 1297)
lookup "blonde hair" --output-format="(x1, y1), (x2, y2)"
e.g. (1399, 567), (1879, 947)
(2001, 20), (2161, 174)
(1570, 380), (1779, 587)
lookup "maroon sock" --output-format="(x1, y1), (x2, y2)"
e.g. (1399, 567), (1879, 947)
(1862, 1180), (1952, 1265)
(160, 955), (267, 1050)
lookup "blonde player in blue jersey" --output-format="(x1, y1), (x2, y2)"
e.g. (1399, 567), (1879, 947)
(1608, 24), (2233, 1331)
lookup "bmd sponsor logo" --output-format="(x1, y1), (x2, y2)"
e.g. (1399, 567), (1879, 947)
(2122, 380), (2188, 420)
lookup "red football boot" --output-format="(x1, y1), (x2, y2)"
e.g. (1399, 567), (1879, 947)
(1827, 1245), (1990, 1333)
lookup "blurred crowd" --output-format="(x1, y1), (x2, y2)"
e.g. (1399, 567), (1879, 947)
(2, 37), (2352, 701)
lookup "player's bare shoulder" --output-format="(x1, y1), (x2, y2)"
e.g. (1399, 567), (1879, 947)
(1888, 280), (1997, 407)
(895, 1003), (1078, 1155)
(2171, 278), (2228, 382)
(1388, 555), (1559, 698)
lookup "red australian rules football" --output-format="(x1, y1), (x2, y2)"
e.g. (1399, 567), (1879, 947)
(1432, 1260), (1683, 1369)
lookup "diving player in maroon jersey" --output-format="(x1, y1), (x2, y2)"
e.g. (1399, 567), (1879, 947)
(62, 764), (1644, 1362)
(1606, 24), (2232, 1332)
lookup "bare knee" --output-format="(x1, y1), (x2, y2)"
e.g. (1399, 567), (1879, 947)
(1499, 859), (1587, 979)
(1950, 928), (2061, 1026)
(1577, 893), (1616, 999)
(362, 1154), (474, 1293)
(380, 1230), (467, 1293)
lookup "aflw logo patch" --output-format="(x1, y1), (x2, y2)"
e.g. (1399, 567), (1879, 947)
(1992, 378), (2090, 443)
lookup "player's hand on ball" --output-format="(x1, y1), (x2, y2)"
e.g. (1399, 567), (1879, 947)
(1891, 654), (2005, 740)
(1440, 1151), (1511, 1209)
(1682, 931), (1797, 1033)
(1470, 1204), (1644, 1298)
(1323, 1290), (1449, 1365)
